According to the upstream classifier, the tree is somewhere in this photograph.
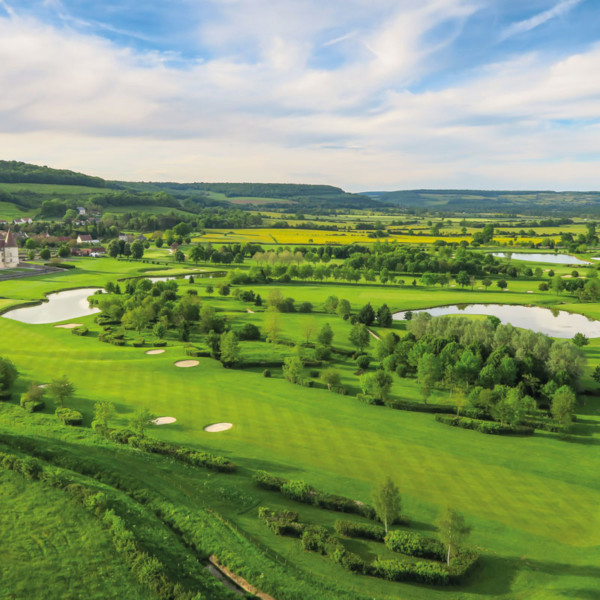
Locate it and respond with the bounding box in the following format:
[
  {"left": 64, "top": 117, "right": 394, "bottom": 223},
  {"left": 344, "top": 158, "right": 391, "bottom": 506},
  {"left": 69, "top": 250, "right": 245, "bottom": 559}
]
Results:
[
  {"left": 455, "top": 271, "right": 470, "bottom": 288},
  {"left": 551, "top": 385, "right": 577, "bottom": 427},
  {"left": 377, "top": 304, "right": 393, "bottom": 328},
  {"left": 264, "top": 311, "right": 282, "bottom": 343},
  {"left": 357, "top": 303, "right": 376, "bottom": 326},
  {"left": 324, "top": 296, "right": 339, "bottom": 314},
  {"left": 108, "top": 239, "right": 120, "bottom": 258},
  {"left": 301, "top": 318, "right": 317, "bottom": 344},
  {"left": 317, "top": 323, "right": 334, "bottom": 347},
  {"left": 131, "top": 240, "right": 144, "bottom": 259},
  {"left": 122, "top": 306, "right": 149, "bottom": 334},
  {"left": 496, "top": 279, "right": 508, "bottom": 290},
  {"left": 593, "top": 365, "right": 600, "bottom": 384},
  {"left": 39, "top": 247, "right": 51, "bottom": 260},
  {"left": 481, "top": 277, "right": 492, "bottom": 290},
  {"left": 572, "top": 333, "right": 589, "bottom": 347},
  {"left": 437, "top": 508, "right": 471, "bottom": 566},
  {"left": 48, "top": 375, "right": 75, "bottom": 408},
  {"left": 188, "top": 245, "right": 204, "bottom": 264},
  {"left": 282, "top": 355, "right": 303, "bottom": 384},
  {"left": 417, "top": 353, "right": 442, "bottom": 404},
  {"left": 93, "top": 401, "right": 115, "bottom": 431},
  {"left": 129, "top": 408, "right": 155, "bottom": 438},
  {"left": 336, "top": 298, "right": 351, "bottom": 320},
  {"left": 0, "top": 357, "right": 18, "bottom": 396},
  {"left": 349, "top": 324, "right": 370, "bottom": 352},
  {"left": 361, "top": 369, "right": 393, "bottom": 401},
  {"left": 320, "top": 368, "right": 341, "bottom": 391},
  {"left": 175, "top": 250, "right": 185, "bottom": 263},
  {"left": 58, "top": 244, "right": 71, "bottom": 258},
  {"left": 220, "top": 331, "right": 240, "bottom": 367},
  {"left": 372, "top": 477, "right": 401, "bottom": 534}
]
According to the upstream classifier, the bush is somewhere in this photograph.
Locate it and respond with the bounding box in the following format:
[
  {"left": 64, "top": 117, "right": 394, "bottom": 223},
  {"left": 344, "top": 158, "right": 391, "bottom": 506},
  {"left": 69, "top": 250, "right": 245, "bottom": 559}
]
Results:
[
  {"left": 238, "top": 323, "right": 261, "bottom": 341},
  {"left": 435, "top": 414, "right": 534, "bottom": 435},
  {"left": 263, "top": 369, "right": 271, "bottom": 378},
  {"left": 334, "top": 519, "right": 386, "bottom": 541},
  {"left": 371, "top": 558, "right": 450, "bottom": 585},
  {"left": 314, "top": 345, "right": 331, "bottom": 361},
  {"left": 71, "top": 326, "right": 88, "bottom": 336},
  {"left": 384, "top": 530, "right": 445, "bottom": 560},
  {"left": 252, "top": 470, "right": 286, "bottom": 491},
  {"left": 357, "top": 393, "right": 381, "bottom": 405},
  {"left": 281, "top": 479, "right": 314, "bottom": 503},
  {"left": 20, "top": 395, "right": 44, "bottom": 413},
  {"left": 258, "top": 507, "right": 304, "bottom": 537},
  {"left": 298, "top": 302, "right": 313, "bottom": 313},
  {"left": 309, "top": 370, "right": 319, "bottom": 378},
  {"left": 55, "top": 408, "right": 83, "bottom": 426},
  {"left": 132, "top": 338, "right": 145, "bottom": 348},
  {"left": 153, "top": 341, "right": 167, "bottom": 347},
  {"left": 385, "top": 399, "right": 457, "bottom": 414},
  {"left": 301, "top": 525, "right": 331, "bottom": 553}
]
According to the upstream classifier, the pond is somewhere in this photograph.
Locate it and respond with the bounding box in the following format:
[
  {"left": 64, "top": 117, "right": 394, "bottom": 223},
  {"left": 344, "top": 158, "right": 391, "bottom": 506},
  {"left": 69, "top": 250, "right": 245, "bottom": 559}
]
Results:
[
  {"left": 3, "top": 288, "right": 102, "bottom": 324},
  {"left": 392, "top": 304, "right": 600, "bottom": 338},
  {"left": 147, "top": 271, "right": 226, "bottom": 282},
  {"left": 492, "top": 252, "right": 591, "bottom": 265}
]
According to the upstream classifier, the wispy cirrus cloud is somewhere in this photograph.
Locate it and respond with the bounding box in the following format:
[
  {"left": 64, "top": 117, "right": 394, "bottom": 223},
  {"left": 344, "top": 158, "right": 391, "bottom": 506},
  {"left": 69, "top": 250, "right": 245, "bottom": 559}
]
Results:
[{"left": 500, "top": 0, "right": 582, "bottom": 41}]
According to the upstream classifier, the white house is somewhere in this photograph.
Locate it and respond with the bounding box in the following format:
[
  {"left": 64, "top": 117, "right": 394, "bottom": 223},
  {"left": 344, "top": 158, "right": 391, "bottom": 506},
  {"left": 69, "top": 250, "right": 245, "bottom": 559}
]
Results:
[{"left": 0, "top": 230, "right": 19, "bottom": 269}]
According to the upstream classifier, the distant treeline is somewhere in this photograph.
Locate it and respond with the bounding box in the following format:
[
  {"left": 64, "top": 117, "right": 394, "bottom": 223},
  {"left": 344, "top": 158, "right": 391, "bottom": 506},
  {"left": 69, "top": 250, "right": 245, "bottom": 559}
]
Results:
[{"left": 0, "top": 160, "right": 107, "bottom": 188}]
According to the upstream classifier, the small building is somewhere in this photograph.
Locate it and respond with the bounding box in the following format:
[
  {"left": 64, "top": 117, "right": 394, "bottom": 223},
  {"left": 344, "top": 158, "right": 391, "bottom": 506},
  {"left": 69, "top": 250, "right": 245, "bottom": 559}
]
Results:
[
  {"left": 77, "top": 234, "right": 93, "bottom": 244},
  {"left": 135, "top": 234, "right": 147, "bottom": 242},
  {"left": 0, "top": 230, "right": 19, "bottom": 269},
  {"left": 170, "top": 242, "right": 179, "bottom": 253},
  {"left": 76, "top": 206, "right": 87, "bottom": 215},
  {"left": 13, "top": 218, "right": 33, "bottom": 225},
  {"left": 119, "top": 233, "right": 134, "bottom": 243}
]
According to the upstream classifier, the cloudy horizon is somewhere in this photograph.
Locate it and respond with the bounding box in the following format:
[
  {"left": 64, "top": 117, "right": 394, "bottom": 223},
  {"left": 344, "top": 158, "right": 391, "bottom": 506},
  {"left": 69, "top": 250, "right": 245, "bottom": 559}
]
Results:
[{"left": 1, "top": 0, "right": 599, "bottom": 191}]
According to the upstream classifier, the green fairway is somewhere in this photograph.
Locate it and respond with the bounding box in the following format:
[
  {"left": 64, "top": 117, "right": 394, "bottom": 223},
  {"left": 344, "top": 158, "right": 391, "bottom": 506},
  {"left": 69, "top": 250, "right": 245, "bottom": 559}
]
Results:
[{"left": 1, "top": 255, "right": 599, "bottom": 599}]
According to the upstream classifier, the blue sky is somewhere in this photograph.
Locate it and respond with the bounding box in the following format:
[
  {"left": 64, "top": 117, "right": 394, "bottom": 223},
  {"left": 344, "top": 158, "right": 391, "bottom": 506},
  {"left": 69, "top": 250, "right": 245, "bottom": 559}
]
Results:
[{"left": 0, "top": 0, "right": 599, "bottom": 189}]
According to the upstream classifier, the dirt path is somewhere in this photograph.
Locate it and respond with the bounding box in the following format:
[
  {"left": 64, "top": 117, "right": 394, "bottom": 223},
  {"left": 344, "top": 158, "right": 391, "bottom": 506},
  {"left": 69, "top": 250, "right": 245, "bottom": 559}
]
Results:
[
  {"left": 367, "top": 328, "right": 381, "bottom": 341},
  {"left": 208, "top": 555, "right": 277, "bottom": 600}
]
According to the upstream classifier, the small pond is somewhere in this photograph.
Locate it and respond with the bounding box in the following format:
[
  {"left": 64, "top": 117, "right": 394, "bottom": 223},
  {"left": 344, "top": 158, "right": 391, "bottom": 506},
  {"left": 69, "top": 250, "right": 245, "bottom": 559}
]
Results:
[
  {"left": 393, "top": 303, "right": 600, "bottom": 338},
  {"left": 3, "top": 288, "right": 102, "bottom": 324},
  {"left": 492, "top": 252, "right": 591, "bottom": 265},
  {"left": 147, "top": 271, "right": 226, "bottom": 283}
]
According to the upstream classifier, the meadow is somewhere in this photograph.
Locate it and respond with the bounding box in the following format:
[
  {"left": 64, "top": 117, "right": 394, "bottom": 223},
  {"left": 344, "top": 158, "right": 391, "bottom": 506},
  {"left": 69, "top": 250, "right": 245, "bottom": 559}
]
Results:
[{"left": 1, "top": 253, "right": 599, "bottom": 599}]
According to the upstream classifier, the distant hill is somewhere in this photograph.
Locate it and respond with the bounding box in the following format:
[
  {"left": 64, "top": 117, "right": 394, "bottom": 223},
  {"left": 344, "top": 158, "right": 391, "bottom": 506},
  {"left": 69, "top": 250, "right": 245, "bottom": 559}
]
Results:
[
  {"left": 367, "top": 189, "right": 600, "bottom": 216},
  {"left": 0, "top": 160, "right": 107, "bottom": 188}
]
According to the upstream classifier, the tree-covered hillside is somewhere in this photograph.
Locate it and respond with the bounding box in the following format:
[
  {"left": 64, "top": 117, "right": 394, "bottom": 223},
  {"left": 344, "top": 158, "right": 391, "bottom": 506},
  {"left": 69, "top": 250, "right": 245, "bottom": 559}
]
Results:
[{"left": 0, "top": 160, "right": 108, "bottom": 188}]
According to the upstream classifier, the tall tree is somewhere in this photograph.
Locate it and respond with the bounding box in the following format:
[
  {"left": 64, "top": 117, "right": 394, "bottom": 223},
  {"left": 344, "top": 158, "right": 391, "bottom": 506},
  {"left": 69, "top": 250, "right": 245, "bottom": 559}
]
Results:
[
  {"left": 349, "top": 324, "right": 370, "bottom": 352},
  {"left": 317, "top": 322, "right": 334, "bottom": 347},
  {"left": 129, "top": 408, "right": 155, "bottom": 438},
  {"left": 220, "top": 331, "right": 240, "bottom": 368},
  {"left": 437, "top": 508, "right": 471, "bottom": 566},
  {"left": 372, "top": 477, "right": 402, "bottom": 534}
]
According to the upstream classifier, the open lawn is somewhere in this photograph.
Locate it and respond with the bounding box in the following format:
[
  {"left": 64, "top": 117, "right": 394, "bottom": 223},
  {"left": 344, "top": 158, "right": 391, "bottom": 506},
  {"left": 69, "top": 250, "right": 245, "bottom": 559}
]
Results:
[{"left": 0, "top": 255, "right": 599, "bottom": 598}]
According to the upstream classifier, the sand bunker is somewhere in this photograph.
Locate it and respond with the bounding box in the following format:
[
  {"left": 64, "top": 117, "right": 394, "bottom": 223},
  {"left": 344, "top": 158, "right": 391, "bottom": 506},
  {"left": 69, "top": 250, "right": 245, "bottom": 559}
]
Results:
[
  {"left": 54, "top": 323, "right": 84, "bottom": 329},
  {"left": 146, "top": 349, "right": 165, "bottom": 355},
  {"left": 204, "top": 422, "right": 233, "bottom": 433},
  {"left": 153, "top": 417, "right": 177, "bottom": 425},
  {"left": 175, "top": 360, "right": 199, "bottom": 368}
]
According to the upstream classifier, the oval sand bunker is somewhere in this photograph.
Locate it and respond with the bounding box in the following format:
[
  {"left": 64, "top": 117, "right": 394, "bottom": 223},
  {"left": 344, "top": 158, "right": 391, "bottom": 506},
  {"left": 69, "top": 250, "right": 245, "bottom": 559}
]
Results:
[
  {"left": 153, "top": 417, "right": 177, "bottom": 425},
  {"left": 54, "top": 323, "right": 84, "bottom": 329},
  {"left": 204, "top": 422, "right": 233, "bottom": 433},
  {"left": 175, "top": 360, "right": 199, "bottom": 367},
  {"left": 146, "top": 349, "right": 165, "bottom": 355}
]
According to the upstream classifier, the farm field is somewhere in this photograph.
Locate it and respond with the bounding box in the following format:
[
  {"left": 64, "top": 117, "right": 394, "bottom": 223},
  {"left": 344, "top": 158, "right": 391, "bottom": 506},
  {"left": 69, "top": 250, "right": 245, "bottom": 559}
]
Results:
[{"left": 0, "top": 252, "right": 599, "bottom": 599}]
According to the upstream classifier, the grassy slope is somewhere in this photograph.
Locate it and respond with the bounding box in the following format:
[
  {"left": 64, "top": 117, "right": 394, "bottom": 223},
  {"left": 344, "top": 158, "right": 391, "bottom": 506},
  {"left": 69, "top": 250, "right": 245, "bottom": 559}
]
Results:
[
  {"left": 0, "top": 469, "right": 147, "bottom": 600},
  {"left": 0, "top": 256, "right": 599, "bottom": 599}
]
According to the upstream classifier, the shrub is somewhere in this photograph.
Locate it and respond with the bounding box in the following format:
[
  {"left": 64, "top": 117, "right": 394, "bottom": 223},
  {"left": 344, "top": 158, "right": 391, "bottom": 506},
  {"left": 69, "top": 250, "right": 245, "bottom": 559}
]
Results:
[
  {"left": 258, "top": 507, "right": 304, "bottom": 537},
  {"left": 301, "top": 525, "right": 331, "bottom": 553},
  {"left": 132, "top": 338, "right": 145, "bottom": 348},
  {"left": 435, "top": 415, "right": 534, "bottom": 435},
  {"left": 298, "top": 302, "right": 313, "bottom": 313},
  {"left": 384, "top": 530, "right": 445, "bottom": 561},
  {"left": 55, "top": 408, "right": 83, "bottom": 426},
  {"left": 334, "top": 519, "right": 386, "bottom": 541},
  {"left": 252, "top": 470, "right": 287, "bottom": 491},
  {"left": 263, "top": 369, "right": 271, "bottom": 378},
  {"left": 281, "top": 479, "right": 313, "bottom": 503},
  {"left": 309, "top": 370, "right": 319, "bottom": 378},
  {"left": 238, "top": 323, "right": 261, "bottom": 341},
  {"left": 371, "top": 558, "right": 450, "bottom": 585},
  {"left": 357, "top": 393, "right": 381, "bottom": 405},
  {"left": 314, "top": 345, "right": 332, "bottom": 361},
  {"left": 20, "top": 395, "right": 45, "bottom": 413},
  {"left": 356, "top": 355, "right": 370, "bottom": 370},
  {"left": 153, "top": 341, "right": 167, "bottom": 347},
  {"left": 71, "top": 326, "right": 88, "bottom": 336}
]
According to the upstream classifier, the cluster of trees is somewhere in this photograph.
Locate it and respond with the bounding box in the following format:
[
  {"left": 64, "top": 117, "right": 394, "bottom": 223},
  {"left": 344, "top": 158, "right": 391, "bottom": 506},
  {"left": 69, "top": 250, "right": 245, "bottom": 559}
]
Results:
[{"left": 369, "top": 314, "right": 585, "bottom": 426}]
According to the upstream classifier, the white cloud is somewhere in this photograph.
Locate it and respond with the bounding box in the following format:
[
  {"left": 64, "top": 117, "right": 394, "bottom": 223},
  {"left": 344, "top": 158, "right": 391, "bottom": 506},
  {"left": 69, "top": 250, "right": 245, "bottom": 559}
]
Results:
[
  {"left": 500, "top": 0, "right": 582, "bottom": 41},
  {"left": 0, "top": 1, "right": 598, "bottom": 190}
]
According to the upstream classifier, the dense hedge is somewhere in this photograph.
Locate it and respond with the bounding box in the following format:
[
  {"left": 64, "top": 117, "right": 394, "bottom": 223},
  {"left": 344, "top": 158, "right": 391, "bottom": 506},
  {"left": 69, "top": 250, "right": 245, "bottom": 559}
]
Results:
[
  {"left": 334, "top": 519, "right": 386, "bottom": 541},
  {"left": 252, "top": 470, "right": 376, "bottom": 519},
  {"left": 107, "top": 429, "right": 237, "bottom": 472},
  {"left": 384, "top": 530, "right": 445, "bottom": 560},
  {"left": 258, "top": 507, "right": 304, "bottom": 537},
  {"left": 71, "top": 326, "right": 88, "bottom": 336},
  {"left": 55, "top": 408, "right": 83, "bottom": 426},
  {"left": 20, "top": 395, "right": 44, "bottom": 413},
  {"left": 357, "top": 393, "right": 382, "bottom": 406},
  {"left": 384, "top": 399, "right": 457, "bottom": 414},
  {"left": 435, "top": 415, "right": 534, "bottom": 435}
]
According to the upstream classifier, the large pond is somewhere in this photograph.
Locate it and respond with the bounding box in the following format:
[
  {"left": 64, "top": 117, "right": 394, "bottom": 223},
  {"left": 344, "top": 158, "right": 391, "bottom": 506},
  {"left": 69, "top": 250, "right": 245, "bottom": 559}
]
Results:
[
  {"left": 3, "top": 288, "right": 102, "bottom": 324},
  {"left": 393, "top": 304, "right": 600, "bottom": 338},
  {"left": 492, "top": 252, "right": 591, "bottom": 265}
]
